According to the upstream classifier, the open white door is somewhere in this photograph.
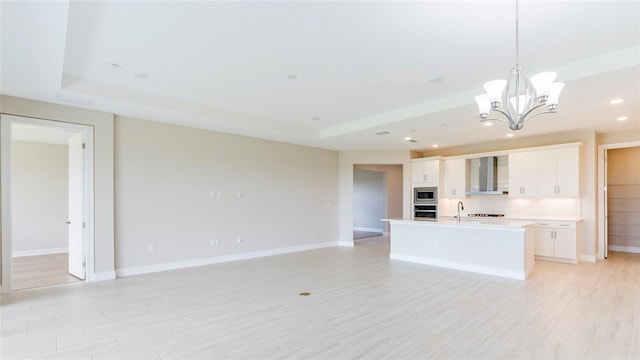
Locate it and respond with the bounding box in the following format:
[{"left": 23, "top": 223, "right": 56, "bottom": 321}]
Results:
[
  {"left": 603, "top": 149, "right": 608, "bottom": 259},
  {"left": 68, "top": 133, "right": 86, "bottom": 279}
]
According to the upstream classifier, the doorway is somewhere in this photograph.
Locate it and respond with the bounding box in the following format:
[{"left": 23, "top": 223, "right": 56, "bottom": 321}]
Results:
[
  {"left": 1, "top": 115, "right": 95, "bottom": 291},
  {"left": 353, "top": 164, "right": 403, "bottom": 243},
  {"left": 598, "top": 141, "right": 640, "bottom": 259}
]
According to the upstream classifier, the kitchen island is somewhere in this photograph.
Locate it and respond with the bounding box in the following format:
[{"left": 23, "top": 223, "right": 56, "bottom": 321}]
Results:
[{"left": 383, "top": 218, "right": 536, "bottom": 280}]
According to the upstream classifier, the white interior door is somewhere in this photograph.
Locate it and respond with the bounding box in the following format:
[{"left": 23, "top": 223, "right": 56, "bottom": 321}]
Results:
[
  {"left": 68, "top": 133, "right": 86, "bottom": 279},
  {"left": 604, "top": 149, "right": 608, "bottom": 259}
]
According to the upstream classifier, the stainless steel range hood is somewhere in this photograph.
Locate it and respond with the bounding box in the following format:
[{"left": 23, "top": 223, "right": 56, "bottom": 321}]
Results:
[{"left": 466, "top": 156, "right": 508, "bottom": 195}]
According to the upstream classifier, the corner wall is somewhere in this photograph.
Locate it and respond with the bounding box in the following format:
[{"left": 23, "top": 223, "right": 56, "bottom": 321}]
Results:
[{"left": 339, "top": 151, "right": 412, "bottom": 246}]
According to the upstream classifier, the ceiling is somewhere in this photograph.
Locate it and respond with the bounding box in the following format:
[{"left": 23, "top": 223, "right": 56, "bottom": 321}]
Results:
[{"left": 1, "top": 1, "right": 638, "bottom": 151}]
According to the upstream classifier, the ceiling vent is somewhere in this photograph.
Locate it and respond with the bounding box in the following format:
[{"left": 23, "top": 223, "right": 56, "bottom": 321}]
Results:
[{"left": 375, "top": 131, "right": 391, "bottom": 136}]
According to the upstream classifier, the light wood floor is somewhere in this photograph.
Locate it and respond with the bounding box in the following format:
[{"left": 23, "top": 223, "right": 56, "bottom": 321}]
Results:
[
  {"left": 11, "top": 253, "right": 82, "bottom": 291},
  {"left": 1, "top": 237, "right": 638, "bottom": 359}
]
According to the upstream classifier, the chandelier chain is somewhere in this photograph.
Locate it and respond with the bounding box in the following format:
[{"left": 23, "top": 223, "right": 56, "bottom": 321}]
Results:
[{"left": 515, "top": 0, "right": 520, "bottom": 68}]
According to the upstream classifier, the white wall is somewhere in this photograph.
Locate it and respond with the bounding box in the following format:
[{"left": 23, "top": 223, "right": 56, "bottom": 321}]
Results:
[
  {"left": 11, "top": 141, "right": 68, "bottom": 255},
  {"left": 114, "top": 117, "right": 339, "bottom": 272},
  {"left": 353, "top": 169, "right": 385, "bottom": 232}
]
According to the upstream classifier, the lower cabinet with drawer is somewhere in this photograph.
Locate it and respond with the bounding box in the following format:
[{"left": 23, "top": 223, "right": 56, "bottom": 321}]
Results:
[{"left": 534, "top": 221, "right": 578, "bottom": 264}]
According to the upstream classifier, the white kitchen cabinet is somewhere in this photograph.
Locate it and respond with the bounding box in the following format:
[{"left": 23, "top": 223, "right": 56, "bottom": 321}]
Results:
[
  {"left": 444, "top": 158, "right": 466, "bottom": 198},
  {"left": 534, "top": 221, "right": 578, "bottom": 264},
  {"left": 508, "top": 152, "right": 538, "bottom": 198},
  {"left": 411, "top": 158, "right": 442, "bottom": 187},
  {"left": 537, "top": 147, "right": 580, "bottom": 197}
]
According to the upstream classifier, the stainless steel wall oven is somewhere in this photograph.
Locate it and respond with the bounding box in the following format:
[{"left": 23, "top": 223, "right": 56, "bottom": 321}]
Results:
[{"left": 413, "top": 187, "right": 438, "bottom": 221}]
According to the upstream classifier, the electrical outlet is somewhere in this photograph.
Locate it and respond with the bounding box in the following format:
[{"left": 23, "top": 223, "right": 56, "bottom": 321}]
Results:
[
  {"left": 210, "top": 239, "right": 220, "bottom": 247},
  {"left": 148, "top": 244, "right": 155, "bottom": 253},
  {"left": 311, "top": 229, "right": 316, "bottom": 236},
  {"left": 209, "top": 191, "right": 215, "bottom": 198},
  {"left": 237, "top": 192, "right": 243, "bottom": 198},
  {"left": 216, "top": 191, "right": 223, "bottom": 198}
]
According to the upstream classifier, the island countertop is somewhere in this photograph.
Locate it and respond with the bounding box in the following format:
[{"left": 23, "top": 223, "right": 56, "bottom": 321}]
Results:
[{"left": 382, "top": 218, "right": 537, "bottom": 229}]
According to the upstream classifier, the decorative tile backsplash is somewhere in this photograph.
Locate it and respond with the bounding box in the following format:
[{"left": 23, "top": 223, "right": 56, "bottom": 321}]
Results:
[{"left": 442, "top": 196, "right": 581, "bottom": 220}]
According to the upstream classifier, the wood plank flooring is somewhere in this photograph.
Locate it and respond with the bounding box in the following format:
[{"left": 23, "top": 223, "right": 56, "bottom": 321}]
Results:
[
  {"left": 11, "top": 253, "right": 82, "bottom": 291},
  {"left": 1, "top": 236, "right": 638, "bottom": 359}
]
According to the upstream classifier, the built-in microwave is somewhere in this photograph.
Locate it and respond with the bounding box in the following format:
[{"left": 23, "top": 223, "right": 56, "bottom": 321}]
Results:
[{"left": 414, "top": 186, "right": 438, "bottom": 204}]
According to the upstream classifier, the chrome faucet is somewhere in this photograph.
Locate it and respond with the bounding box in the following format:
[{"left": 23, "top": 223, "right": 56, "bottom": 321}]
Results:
[{"left": 456, "top": 201, "right": 464, "bottom": 223}]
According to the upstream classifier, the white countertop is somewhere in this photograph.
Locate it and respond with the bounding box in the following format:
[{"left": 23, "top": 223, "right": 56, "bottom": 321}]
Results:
[
  {"left": 439, "top": 215, "right": 582, "bottom": 223},
  {"left": 382, "top": 218, "right": 537, "bottom": 229}
]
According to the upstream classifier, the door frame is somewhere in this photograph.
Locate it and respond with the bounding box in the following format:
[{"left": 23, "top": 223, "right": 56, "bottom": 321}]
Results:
[
  {"left": 1, "top": 114, "right": 95, "bottom": 292},
  {"left": 597, "top": 140, "right": 640, "bottom": 260}
]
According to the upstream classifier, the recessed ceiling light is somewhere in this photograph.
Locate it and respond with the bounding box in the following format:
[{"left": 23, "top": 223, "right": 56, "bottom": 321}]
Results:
[
  {"left": 483, "top": 122, "right": 493, "bottom": 127},
  {"left": 287, "top": 74, "right": 298, "bottom": 80},
  {"left": 506, "top": 133, "right": 514, "bottom": 137},
  {"left": 432, "top": 144, "right": 439, "bottom": 148},
  {"left": 404, "top": 136, "right": 413, "bottom": 141},
  {"left": 134, "top": 72, "right": 149, "bottom": 79},
  {"left": 610, "top": 98, "right": 624, "bottom": 105},
  {"left": 617, "top": 115, "right": 629, "bottom": 122},
  {"left": 105, "top": 62, "right": 121, "bottom": 70},
  {"left": 311, "top": 117, "right": 320, "bottom": 121}
]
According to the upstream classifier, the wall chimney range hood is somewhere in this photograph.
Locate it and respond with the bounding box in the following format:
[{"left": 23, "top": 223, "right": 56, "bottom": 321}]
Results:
[{"left": 466, "top": 156, "right": 508, "bottom": 195}]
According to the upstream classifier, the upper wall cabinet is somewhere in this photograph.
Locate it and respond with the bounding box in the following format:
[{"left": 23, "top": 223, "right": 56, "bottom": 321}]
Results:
[
  {"left": 508, "top": 152, "right": 539, "bottom": 198},
  {"left": 509, "top": 145, "right": 580, "bottom": 198},
  {"left": 444, "top": 158, "right": 466, "bottom": 198},
  {"left": 411, "top": 158, "right": 442, "bottom": 187},
  {"left": 537, "top": 147, "right": 580, "bottom": 197}
]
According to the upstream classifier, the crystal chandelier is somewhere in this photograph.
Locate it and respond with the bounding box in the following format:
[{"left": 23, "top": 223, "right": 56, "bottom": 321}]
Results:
[{"left": 474, "top": 0, "right": 564, "bottom": 131}]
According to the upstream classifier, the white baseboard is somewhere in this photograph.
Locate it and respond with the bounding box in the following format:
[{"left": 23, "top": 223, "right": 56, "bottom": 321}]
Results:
[
  {"left": 13, "top": 247, "right": 68, "bottom": 257},
  {"left": 339, "top": 241, "right": 354, "bottom": 247},
  {"left": 116, "top": 241, "right": 339, "bottom": 278},
  {"left": 608, "top": 245, "right": 640, "bottom": 254},
  {"left": 92, "top": 271, "right": 116, "bottom": 281},
  {"left": 390, "top": 253, "right": 528, "bottom": 280},
  {"left": 353, "top": 227, "right": 383, "bottom": 233},
  {"left": 580, "top": 254, "right": 597, "bottom": 262}
]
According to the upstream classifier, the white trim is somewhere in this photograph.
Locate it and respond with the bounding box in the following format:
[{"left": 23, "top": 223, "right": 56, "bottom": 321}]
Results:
[
  {"left": 597, "top": 140, "right": 640, "bottom": 260},
  {"left": 580, "top": 254, "right": 597, "bottom": 263},
  {"left": 608, "top": 245, "right": 640, "bottom": 254},
  {"left": 93, "top": 271, "right": 116, "bottom": 281},
  {"left": 13, "top": 247, "right": 68, "bottom": 257},
  {"left": 353, "top": 227, "right": 383, "bottom": 233},
  {"left": 1, "top": 117, "right": 12, "bottom": 293},
  {"left": 535, "top": 255, "right": 579, "bottom": 265},
  {"left": 116, "top": 242, "right": 339, "bottom": 278},
  {"left": 390, "top": 253, "right": 528, "bottom": 280},
  {"left": 339, "top": 241, "right": 355, "bottom": 247},
  {"left": 383, "top": 231, "right": 390, "bottom": 236}
]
